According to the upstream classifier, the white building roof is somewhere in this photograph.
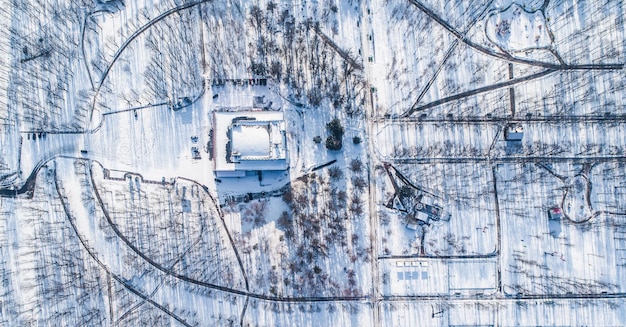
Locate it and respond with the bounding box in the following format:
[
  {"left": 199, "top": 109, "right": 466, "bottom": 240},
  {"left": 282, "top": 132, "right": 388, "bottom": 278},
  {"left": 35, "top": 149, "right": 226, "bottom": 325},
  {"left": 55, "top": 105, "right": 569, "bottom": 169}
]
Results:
[
  {"left": 213, "top": 111, "right": 288, "bottom": 176},
  {"left": 231, "top": 124, "right": 271, "bottom": 159}
]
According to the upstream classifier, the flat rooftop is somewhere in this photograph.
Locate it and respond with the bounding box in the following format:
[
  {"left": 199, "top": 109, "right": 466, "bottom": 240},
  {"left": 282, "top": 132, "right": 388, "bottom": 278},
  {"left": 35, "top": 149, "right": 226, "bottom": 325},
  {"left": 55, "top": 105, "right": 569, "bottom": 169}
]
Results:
[
  {"left": 231, "top": 121, "right": 286, "bottom": 161},
  {"left": 213, "top": 111, "right": 288, "bottom": 177}
]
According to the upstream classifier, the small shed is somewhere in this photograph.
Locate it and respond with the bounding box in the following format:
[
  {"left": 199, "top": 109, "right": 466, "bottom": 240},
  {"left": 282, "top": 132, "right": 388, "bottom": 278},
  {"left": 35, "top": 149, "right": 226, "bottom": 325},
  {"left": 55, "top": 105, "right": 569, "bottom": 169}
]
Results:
[
  {"left": 548, "top": 207, "right": 563, "bottom": 220},
  {"left": 505, "top": 124, "right": 524, "bottom": 141}
]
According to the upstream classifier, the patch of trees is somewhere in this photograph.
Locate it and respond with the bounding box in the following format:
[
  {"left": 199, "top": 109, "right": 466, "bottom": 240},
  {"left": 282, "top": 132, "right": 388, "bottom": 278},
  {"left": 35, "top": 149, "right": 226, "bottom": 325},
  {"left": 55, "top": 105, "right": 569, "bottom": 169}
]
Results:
[
  {"left": 5, "top": 0, "right": 94, "bottom": 130},
  {"left": 244, "top": 3, "right": 366, "bottom": 111},
  {"left": 325, "top": 118, "right": 344, "bottom": 150},
  {"left": 142, "top": 9, "right": 204, "bottom": 104},
  {"left": 272, "top": 160, "right": 370, "bottom": 296}
]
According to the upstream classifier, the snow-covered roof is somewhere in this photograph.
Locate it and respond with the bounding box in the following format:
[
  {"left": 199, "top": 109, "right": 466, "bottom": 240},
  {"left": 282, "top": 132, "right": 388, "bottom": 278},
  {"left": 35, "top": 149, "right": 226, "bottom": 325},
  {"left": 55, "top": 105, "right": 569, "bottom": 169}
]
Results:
[
  {"left": 231, "top": 124, "right": 271, "bottom": 159},
  {"left": 213, "top": 111, "right": 288, "bottom": 176}
]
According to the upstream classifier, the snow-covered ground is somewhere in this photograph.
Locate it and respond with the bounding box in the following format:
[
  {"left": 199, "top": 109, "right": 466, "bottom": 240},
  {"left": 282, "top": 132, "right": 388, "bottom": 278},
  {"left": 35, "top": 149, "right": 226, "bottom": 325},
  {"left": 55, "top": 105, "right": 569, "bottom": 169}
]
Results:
[
  {"left": 485, "top": 4, "right": 552, "bottom": 53},
  {"left": 376, "top": 121, "right": 626, "bottom": 160},
  {"left": 380, "top": 298, "right": 626, "bottom": 327},
  {"left": 380, "top": 258, "right": 497, "bottom": 297},
  {"left": 243, "top": 299, "right": 371, "bottom": 327},
  {"left": 497, "top": 162, "right": 626, "bottom": 296},
  {"left": 374, "top": 162, "right": 497, "bottom": 257},
  {"left": 2, "top": 0, "right": 626, "bottom": 325}
]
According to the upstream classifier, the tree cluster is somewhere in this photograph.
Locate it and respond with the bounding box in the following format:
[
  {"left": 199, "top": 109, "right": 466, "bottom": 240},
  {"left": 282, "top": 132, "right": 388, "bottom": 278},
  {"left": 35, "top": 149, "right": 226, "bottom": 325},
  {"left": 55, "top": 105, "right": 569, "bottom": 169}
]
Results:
[
  {"left": 268, "top": 162, "right": 371, "bottom": 296},
  {"left": 325, "top": 118, "right": 344, "bottom": 150},
  {"left": 244, "top": 3, "right": 366, "bottom": 111}
]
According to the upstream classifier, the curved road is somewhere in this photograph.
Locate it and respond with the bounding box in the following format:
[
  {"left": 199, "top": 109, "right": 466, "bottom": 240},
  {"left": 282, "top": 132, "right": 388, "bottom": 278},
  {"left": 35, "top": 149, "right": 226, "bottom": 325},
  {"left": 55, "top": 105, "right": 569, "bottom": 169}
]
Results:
[
  {"left": 88, "top": 161, "right": 366, "bottom": 302},
  {"left": 6, "top": 127, "right": 626, "bottom": 324},
  {"left": 407, "top": 0, "right": 624, "bottom": 71},
  {"left": 89, "top": 0, "right": 213, "bottom": 125},
  {"left": 4, "top": 1, "right": 626, "bottom": 325},
  {"left": 54, "top": 167, "right": 193, "bottom": 326},
  {"left": 402, "top": 0, "right": 624, "bottom": 117}
]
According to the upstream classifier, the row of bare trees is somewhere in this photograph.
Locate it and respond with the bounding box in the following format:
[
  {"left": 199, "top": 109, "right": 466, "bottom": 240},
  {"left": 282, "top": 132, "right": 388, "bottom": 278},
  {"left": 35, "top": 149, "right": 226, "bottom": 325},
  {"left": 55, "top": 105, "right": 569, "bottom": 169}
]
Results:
[{"left": 244, "top": 3, "right": 365, "bottom": 111}]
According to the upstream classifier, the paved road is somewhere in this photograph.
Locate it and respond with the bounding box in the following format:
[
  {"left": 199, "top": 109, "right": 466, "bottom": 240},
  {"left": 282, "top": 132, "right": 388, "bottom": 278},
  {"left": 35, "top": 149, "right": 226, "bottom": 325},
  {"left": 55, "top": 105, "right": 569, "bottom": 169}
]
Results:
[
  {"left": 5, "top": 1, "right": 626, "bottom": 324},
  {"left": 403, "top": 69, "right": 556, "bottom": 117},
  {"left": 377, "top": 114, "right": 626, "bottom": 123},
  {"left": 359, "top": 0, "right": 382, "bottom": 326},
  {"left": 54, "top": 168, "right": 193, "bottom": 327},
  {"left": 88, "top": 0, "right": 213, "bottom": 131},
  {"left": 410, "top": 0, "right": 496, "bottom": 111}
]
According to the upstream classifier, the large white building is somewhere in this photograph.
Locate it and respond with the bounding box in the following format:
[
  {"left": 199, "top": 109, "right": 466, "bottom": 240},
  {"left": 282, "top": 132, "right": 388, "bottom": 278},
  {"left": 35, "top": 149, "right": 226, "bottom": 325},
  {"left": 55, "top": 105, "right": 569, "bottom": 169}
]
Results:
[{"left": 212, "top": 111, "right": 288, "bottom": 177}]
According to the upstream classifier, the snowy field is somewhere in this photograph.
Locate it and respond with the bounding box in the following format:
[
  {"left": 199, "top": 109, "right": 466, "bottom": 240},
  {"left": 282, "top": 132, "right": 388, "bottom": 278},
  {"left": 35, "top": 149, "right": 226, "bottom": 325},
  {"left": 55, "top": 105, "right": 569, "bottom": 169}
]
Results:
[
  {"left": 380, "top": 258, "right": 498, "bottom": 296},
  {"left": 380, "top": 298, "right": 626, "bottom": 327},
  {"left": 1, "top": 0, "right": 626, "bottom": 326},
  {"left": 376, "top": 121, "right": 626, "bottom": 160},
  {"left": 374, "top": 162, "right": 498, "bottom": 257},
  {"left": 497, "top": 162, "right": 626, "bottom": 296}
]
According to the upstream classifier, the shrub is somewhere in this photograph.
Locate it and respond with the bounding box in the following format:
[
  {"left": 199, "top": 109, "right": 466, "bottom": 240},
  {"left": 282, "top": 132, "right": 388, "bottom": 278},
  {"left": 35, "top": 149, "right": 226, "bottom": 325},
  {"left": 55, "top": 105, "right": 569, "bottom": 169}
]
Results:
[
  {"left": 328, "top": 166, "right": 344, "bottom": 180},
  {"left": 325, "top": 136, "right": 342, "bottom": 150},
  {"left": 352, "top": 176, "right": 367, "bottom": 191},
  {"left": 349, "top": 159, "right": 363, "bottom": 173},
  {"left": 277, "top": 211, "right": 293, "bottom": 230},
  {"left": 326, "top": 118, "right": 344, "bottom": 139},
  {"left": 282, "top": 189, "right": 293, "bottom": 205}
]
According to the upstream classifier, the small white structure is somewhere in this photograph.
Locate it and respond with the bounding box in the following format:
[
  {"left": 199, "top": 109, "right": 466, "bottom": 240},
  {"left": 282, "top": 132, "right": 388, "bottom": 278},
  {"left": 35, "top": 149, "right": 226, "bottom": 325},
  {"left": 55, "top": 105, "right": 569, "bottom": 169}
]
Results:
[
  {"left": 213, "top": 111, "right": 288, "bottom": 177},
  {"left": 549, "top": 207, "right": 563, "bottom": 220},
  {"left": 505, "top": 124, "right": 524, "bottom": 141}
]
